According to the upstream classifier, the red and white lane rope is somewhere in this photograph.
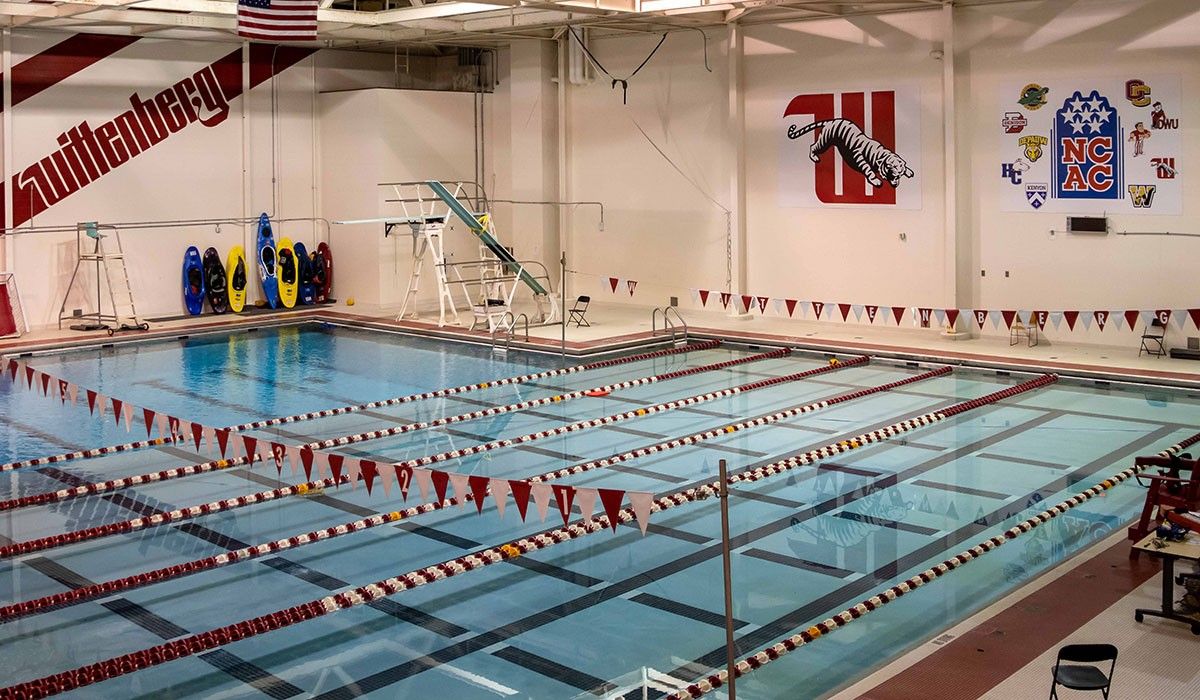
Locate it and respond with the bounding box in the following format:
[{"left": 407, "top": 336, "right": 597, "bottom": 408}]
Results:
[
  {"left": 0, "top": 352, "right": 857, "bottom": 558},
  {"left": 0, "top": 344, "right": 775, "bottom": 512},
  {"left": 666, "top": 424, "right": 1200, "bottom": 699},
  {"left": 0, "top": 364, "right": 951, "bottom": 622},
  {"left": 0, "top": 374, "right": 1056, "bottom": 699},
  {"left": 0, "top": 340, "right": 721, "bottom": 473}
]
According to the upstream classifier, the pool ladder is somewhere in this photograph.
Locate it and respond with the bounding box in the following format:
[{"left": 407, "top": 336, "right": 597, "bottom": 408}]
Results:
[
  {"left": 491, "top": 311, "right": 528, "bottom": 354},
  {"left": 651, "top": 306, "right": 689, "bottom": 346}
]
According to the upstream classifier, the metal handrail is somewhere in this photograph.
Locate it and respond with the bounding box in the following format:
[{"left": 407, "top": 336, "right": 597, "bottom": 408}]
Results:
[
  {"left": 652, "top": 306, "right": 688, "bottom": 344},
  {"left": 491, "top": 311, "right": 529, "bottom": 352}
]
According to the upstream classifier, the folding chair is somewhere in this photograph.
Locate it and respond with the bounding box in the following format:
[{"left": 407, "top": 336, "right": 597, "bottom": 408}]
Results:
[
  {"left": 1139, "top": 318, "right": 1167, "bottom": 357},
  {"left": 1049, "top": 643, "right": 1117, "bottom": 700},
  {"left": 567, "top": 295, "right": 591, "bottom": 328}
]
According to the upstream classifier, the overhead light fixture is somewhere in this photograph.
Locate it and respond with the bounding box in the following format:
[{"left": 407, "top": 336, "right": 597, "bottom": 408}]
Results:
[{"left": 663, "top": 2, "right": 732, "bottom": 14}]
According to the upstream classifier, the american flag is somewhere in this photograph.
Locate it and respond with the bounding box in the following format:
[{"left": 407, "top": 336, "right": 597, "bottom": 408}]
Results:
[{"left": 237, "top": 0, "right": 319, "bottom": 42}]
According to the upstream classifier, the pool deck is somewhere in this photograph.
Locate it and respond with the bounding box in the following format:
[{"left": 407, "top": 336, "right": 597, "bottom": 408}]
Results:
[{"left": 3, "top": 299, "right": 1199, "bottom": 698}]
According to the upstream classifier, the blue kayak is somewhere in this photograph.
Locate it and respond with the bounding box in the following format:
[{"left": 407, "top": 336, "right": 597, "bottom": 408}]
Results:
[
  {"left": 256, "top": 213, "right": 280, "bottom": 309},
  {"left": 182, "top": 246, "right": 205, "bottom": 315},
  {"left": 294, "top": 241, "right": 316, "bottom": 305}
]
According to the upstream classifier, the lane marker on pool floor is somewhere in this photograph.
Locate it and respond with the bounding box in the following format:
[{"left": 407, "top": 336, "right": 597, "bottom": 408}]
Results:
[
  {"left": 0, "top": 346, "right": 795, "bottom": 512},
  {"left": 0, "top": 340, "right": 721, "bottom": 473},
  {"left": 0, "top": 351, "right": 862, "bottom": 555},
  {"left": 0, "top": 374, "right": 1058, "bottom": 698},
  {"left": 0, "top": 364, "right": 953, "bottom": 622}
]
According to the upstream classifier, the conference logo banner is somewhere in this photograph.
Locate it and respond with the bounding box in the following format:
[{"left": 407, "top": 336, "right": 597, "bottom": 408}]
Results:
[
  {"left": 779, "top": 86, "right": 922, "bottom": 209},
  {"left": 997, "top": 75, "right": 1181, "bottom": 214}
]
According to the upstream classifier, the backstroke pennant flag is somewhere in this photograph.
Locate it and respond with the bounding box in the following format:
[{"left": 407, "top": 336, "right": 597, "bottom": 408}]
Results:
[{"left": 237, "top": 0, "right": 319, "bottom": 43}]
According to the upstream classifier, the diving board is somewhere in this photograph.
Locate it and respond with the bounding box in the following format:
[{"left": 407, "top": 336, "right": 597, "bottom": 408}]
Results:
[{"left": 426, "top": 180, "right": 550, "bottom": 296}]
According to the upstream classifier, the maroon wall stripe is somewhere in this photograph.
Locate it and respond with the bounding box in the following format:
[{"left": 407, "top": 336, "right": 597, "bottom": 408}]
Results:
[
  {"left": 248, "top": 44, "right": 316, "bottom": 90},
  {"left": 8, "top": 33, "right": 143, "bottom": 110}
]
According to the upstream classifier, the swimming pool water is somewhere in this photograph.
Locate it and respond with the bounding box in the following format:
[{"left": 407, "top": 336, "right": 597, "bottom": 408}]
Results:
[{"left": 1, "top": 324, "right": 1196, "bottom": 699}]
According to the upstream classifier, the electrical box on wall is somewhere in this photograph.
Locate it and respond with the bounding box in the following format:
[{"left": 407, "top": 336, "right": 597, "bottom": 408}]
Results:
[{"left": 1066, "top": 216, "right": 1108, "bottom": 234}]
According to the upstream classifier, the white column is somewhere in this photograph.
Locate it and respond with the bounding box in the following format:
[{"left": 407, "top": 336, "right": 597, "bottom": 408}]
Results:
[
  {"left": 507, "top": 40, "right": 560, "bottom": 276},
  {"left": 727, "top": 24, "right": 749, "bottom": 318}
]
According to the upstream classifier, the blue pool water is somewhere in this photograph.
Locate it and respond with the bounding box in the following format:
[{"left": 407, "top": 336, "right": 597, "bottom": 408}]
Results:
[{"left": 1, "top": 324, "right": 1197, "bottom": 699}]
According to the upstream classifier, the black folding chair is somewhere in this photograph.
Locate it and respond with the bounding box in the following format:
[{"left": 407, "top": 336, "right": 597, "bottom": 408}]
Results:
[
  {"left": 1139, "top": 319, "right": 1167, "bottom": 357},
  {"left": 1049, "top": 643, "right": 1117, "bottom": 700},
  {"left": 567, "top": 295, "right": 591, "bottom": 327}
]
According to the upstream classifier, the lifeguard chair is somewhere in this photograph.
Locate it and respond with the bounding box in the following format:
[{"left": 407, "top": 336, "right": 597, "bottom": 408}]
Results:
[{"left": 1128, "top": 452, "right": 1199, "bottom": 558}]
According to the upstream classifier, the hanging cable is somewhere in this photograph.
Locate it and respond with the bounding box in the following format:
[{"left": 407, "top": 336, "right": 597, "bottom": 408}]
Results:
[{"left": 567, "top": 25, "right": 666, "bottom": 104}]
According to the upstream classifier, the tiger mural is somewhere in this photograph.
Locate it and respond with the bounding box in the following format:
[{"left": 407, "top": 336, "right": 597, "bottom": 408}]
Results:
[{"left": 787, "top": 118, "right": 916, "bottom": 189}]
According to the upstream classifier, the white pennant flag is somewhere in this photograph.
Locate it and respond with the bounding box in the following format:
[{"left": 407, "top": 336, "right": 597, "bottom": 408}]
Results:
[
  {"left": 203, "top": 426, "right": 217, "bottom": 456},
  {"left": 449, "top": 473, "right": 470, "bottom": 509},
  {"left": 1079, "top": 311, "right": 1093, "bottom": 330},
  {"left": 531, "top": 483, "right": 554, "bottom": 522},
  {"left": 628, "top": 491, "right": 654, "bottom": 535},
  {"left": 95, "top": 393, "right": 107, "bottom": 420},
  {"left": 851, "top": 304, "right": 864, "bottom": 322},
  {"left": 575, "top": 487, "right": 598, "bottom": 523},
  {"left": 68, "top": 382, "right": 79, "bottom": 406},
  {"left": 988, "top": 311, "right": 1003, "bottom": 330},
  {"left": 1049, "top": 311, "right": 1064, "bottom": 330},
  {"left": 122, "top": 402, "right": 135, "bottom": 432},
  {"left": 490, "top": 478, "right": 510, "bottom": 519},
  {"left": 155, "top": 413, "right": 169, "bottom": 440},
  {"left": 933, "top": 308, "right": 946, "bottom": 326},
  {"left": 689, "top": 288, "right": 700, "bottom": 304},
  {"left": 313, "top": 450, "right": 329, "bottom": 478},
  {"left": 414, "top": 468, "right": 432, "bottom": 501},
  {"left": 286, "top": 445, "right": 302, "bottom": 475},
  {"left": 1174, "top": 309, "right": 1188, "bottom": 330},
  {"left": 1140, "top": 310, "right": 1155, "bottom": 328},
  {"left": 344, "top": 459, "right": 362, "bottom": 488},
  {"left": 377, "top": 464, "right": 395, "bottom": 496}
]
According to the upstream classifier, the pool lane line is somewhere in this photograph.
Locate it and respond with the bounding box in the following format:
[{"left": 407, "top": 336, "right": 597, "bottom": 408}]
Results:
[
  {"left": 0, "top": 375, "right": 1057, "bottom": 699},
  {"left": 666, "top": 424, "right": 1200, "bottom": 699},
  {"left": 0, "top": 350, "right": 854, "bottom": 555},
  {"left": 0, "top": 363, "right": 951, "bottom": 623},
  {"left": 0, "top": 346, "right": 786, "bottom": 512},
  {"left": 0, "top": 339, "right": 722, "bottom": 473}
]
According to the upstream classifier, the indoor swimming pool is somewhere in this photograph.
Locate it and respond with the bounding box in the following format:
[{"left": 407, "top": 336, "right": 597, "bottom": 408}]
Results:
[{"left": 1, "top": 323, "right": 1198, "bottom": 699}]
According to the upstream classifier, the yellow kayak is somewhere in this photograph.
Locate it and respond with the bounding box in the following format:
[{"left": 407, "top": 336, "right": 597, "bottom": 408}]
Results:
[
  {"left": 226, "top": 245, "right": 248, "bottom": 313},
  {"left": 277, "top": 237, "right": 299, "bottom": 309}
]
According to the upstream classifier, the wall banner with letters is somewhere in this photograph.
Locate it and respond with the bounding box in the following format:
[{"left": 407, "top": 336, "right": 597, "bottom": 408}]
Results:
[
  {"left": 779, "top": 87, "right": 922, "bottom": 209},
  {"left": 998, "top": 76, "right": 1181, "bottom": 214}
]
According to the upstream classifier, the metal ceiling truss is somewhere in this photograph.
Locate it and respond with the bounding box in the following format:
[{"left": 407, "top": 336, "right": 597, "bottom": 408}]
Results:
[{"left": 0, "top": 0, "right": 1032, "bottom": 50}]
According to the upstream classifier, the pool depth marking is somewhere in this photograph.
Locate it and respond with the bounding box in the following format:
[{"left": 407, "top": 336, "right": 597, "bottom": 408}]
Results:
[
  {"left": 665, "top": 425, "right": 1200, "bottom": 698},
  {"left": 0, "top": 352, "right": 860, "bottom": 557},
  {"left": 0, "top": 347, "right": 791, "bottom": 510},
  {"left": 0, "top": 365, "right": 951, "bottom": 622},
  {"left": 0, "top": 375, "right": 1057, "bottom": 698},
  {"left": 0, "top": 340, "right": 721, "bottom": 473}
]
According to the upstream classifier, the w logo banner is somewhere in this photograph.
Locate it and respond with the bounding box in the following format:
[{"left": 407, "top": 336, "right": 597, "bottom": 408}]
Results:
[
  {"left": 1053, "top": 90, "right": 1121, "bottom": 200},
  {"left": 780, "top": 87, "right": 922, "bottom": 209},
  {"left": 1128, "top": 184, "right": 1156, "bottom": 208}
]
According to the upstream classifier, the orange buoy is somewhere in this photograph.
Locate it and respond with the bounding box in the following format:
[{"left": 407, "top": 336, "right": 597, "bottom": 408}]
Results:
[{"left": 584, "top": 389, "right": 611, "bottom": 398}]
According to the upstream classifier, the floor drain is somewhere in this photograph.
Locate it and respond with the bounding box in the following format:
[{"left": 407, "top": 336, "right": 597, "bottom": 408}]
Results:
[{"left": 932, "top": 633, "right": 955, "bottom": 646}]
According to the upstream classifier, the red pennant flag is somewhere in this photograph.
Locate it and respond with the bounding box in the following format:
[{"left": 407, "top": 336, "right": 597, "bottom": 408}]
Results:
[
  {"left": 838, "top": 303, "right": 851, "bottom": 321},
  {"left": 1155, "top": 309, "right": 1171, "bottom": 326},
  {"left": 468, "top": 475, "right": 490, "bottom": 514},
  {"left": 327, "top": 453, "right": 345, "bottom": 482},
  {"left": 168, "top": 416, "right": 182, "bottom": 441},
  {"left": 299, "top": 447, "right": 315, "bottom": 480},
  {"left": 215, "top": 428, "right": 231, "bottom": 457},
  {"left": 551, "top": 485, "right": 576, "bottom": 525},
  {"left": 917, "top": 308, "right": 932, "bottom": 328},
  {"left": 192, "top": 423, "right": 206, "bottom": 451},
  {"left": 973, "top": 310, "right": 988, "bottom": 328},
  {"left": 784, "top": 299, "right": 798, "bottom": 317},
  {"left": 756, "top": 296, "right": 768, "bottom": 313},
  {"left": 698, "top": 290, "right": 710, "bottom": 307},
  {"left": 1063, "top": 310, "right": 1079, "bottom": 331},
  {"left": 5, "top": 359, "right": 16, "bottom": 382},
  {"left": 39, "top": 372, "right": 51, "bottom": 396},
  {"left": 1189, "top": 309, "right": 1200, "bottom": 329},
  {"left": 865, "top": 305, "right": 879, "bottom": 323},
  {"left": 508, "top": 480, "right": 533, "bottom": 521},
  {"left": 110, "top": 398, "right": 124, "bottom": 427},
  {"left": 242, "top": 436, "right": 259, "bottom": 465},
  {"left": 56, "top": 379, "right": 68, "bottom": 404},
  {"left": 1124, "top": 309, "right": 1141, "bottom": 330},
  {"left": 1000, "top": 310, "right": 1016, "bottom": 329},
  {"left": 719, "top": 292, "right": 732, "bottom": 309},
  {"left": 1092, "top": 310, "right": 1108, "bottom": 330},
  {"left": 268, "top": 442, "right": 286, "bottom": 473},
  {"left": 431, "top": 470, "right": 450, "bottom": 503},
  {"left": 143, "top": 408, "right": 155, "bottom": 437},
  {"left": 24, "top": 365, "right": 35, "bottom": 389},
  {"left": 891, "top": 306, "right": 906, "bottom": 325},
  {"left": 86, "top": 389, "right": 98, "bottom": 414},
  {"left": 1034, "top": 311, "right": 1048, "bottom": 331},
  {"left": 395, "top": 465, "right": 413, "bottom": 500},
  {"left": 740, "top": 295, "right": 753, "bottom": 314},
  {"left": 945, "top": 308, "right": 959, "bottom": 327},
  {"left": 359, "top": 460, "right": 378, "bottom": 494},
  {"left": 598, "top": 488, "right": 625, "bottom": 532},
  {"left": 811, "top": 301, "right": 825, "bottom": 318},
  {"left": 608, "top": 277, "right": 619, "bottom": 293},
  {"left": 626, "top": 280, "right": 637, "bottom": 296}
]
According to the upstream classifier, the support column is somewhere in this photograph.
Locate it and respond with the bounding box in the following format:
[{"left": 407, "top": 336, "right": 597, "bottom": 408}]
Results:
[
  {"left": 507, "top": 40, "right": 560, "bottom": 280},
  {"left": 727, "top": 24, "right": 749, "bottom": 318}
]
